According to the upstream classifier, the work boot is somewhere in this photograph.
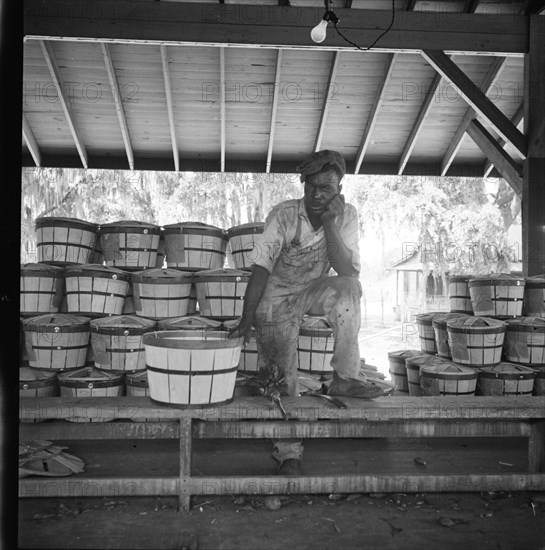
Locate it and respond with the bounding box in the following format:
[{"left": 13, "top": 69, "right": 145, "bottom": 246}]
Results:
[
  {"left": 328, "top": 372, "right": 391, "bottom": 399},
  {"left": 277, "top": 458, "right": 303, "bottom": 476}
]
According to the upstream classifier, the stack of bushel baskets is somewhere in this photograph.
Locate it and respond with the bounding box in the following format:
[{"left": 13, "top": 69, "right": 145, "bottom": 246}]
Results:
[{"left": 387, "top": 273, "right": 545, "bottom": 397}]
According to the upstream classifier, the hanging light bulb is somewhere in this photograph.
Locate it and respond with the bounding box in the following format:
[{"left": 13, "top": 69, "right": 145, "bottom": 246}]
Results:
[
  {"left": 311, "top": 19, "right": 329, "bottom": 44},
  {"left": 310, "top": 2, "right": 340, "bottom": 45}
]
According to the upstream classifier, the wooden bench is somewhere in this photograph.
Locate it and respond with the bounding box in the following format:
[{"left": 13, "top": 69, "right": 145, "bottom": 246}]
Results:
[{"left": 19, "top": 395, "right": 545, "bottom": 511}]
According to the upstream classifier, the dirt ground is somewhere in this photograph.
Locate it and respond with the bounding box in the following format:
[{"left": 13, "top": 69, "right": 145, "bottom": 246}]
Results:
[{"left": 17, "top": 490, "right": 545, "bottom": 550}]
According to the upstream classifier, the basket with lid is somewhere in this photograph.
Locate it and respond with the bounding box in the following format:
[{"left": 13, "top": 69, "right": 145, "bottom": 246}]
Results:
[
  {"left": 19, "top": 367, "right": 58, "bottom": 398},
  {"left": 448, "top": 275, "right": 473, "bottom": 314},
  {"left": 163, "top": 222, "right": 228, "bottom": 271},
  {"left": 58, "top": 366, "right": 124, "bottom": 421},
  {"left": 194, "top": 268, "right": 250, "bottom": 320},
  {"left": 131, "top": 268, "right": 194, "bottom": 319},
  {"left": 523, "top": 275, "right": 545, "bottom": 318},
  {"left": 20, "top": 263, "right": 65, "bottom": 316},
  {"left": 420, "top": 362, "right": 478, "bottom": 396},
  {"left": 387, "top": 349, "right": 428, "bottom": 393},
  {"left": 35, "top": 216, "right": 98, "bottom": 266},
  {"left": 99, "top": 220, "right": 161, "bottom": 270},
  {"left": 432, "top": 312, "right": 471, "bottom": 358},
  {"left": 447, "top": 316, "right": 506, "bottom": 368},
  {"left": 64, "top": 264, "right": 130, "bottom": 317},
  {"left": 469, "top": 273, "right": 525, "bottom": 318},
  {"left": 90, "top": 315, "right": 157, "bottom": 373},
  {"left": 226, "top": 222, "right": 265, "bottom": 270},
  {"left": 405, "top": 355, "right": 452, "bottom": 396},
  {"left": 157, "top": 315, "right": 223, "bottom": 332},
  {"left": 504, "top": 317, "right": 545, "bottom": 366},
  {"left": 143, "top": 330, "right": 243, "bottom": 407},
  {"left": 21, "top": 313, "right": 90, "bottom": 371},
  {"left": 477, "top": 362, "right": 536, "bottom": 396},
  {"left": 297, "top": 316, "right": 334, "bottom": 374},
  {"left": 223, "top": 318, "right": 259, "bottom": 373},
  {"left": 415, "top": 312, "right": 442, "bottom": 354}
]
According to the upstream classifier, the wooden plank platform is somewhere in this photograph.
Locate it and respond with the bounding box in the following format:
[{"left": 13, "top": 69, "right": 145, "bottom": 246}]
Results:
[{"left": 19, "top": 396, "right": 545, "bottom": 511}]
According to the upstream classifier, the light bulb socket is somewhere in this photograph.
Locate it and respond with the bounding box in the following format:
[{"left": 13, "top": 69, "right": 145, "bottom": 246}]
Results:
[{"left": 323, "top": 10, "right": 339, "bottom": 25}]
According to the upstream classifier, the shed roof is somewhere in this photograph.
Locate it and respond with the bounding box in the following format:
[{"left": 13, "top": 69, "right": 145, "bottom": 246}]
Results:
[{"left": 22, "top": 0, "right": 543, "bottom": 181}]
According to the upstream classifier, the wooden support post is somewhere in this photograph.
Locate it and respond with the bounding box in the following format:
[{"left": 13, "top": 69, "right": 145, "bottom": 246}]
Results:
[
  {"left": 178, "top": 418, "right": 192, "bottom": 512},
  {"left": 528, "top": 421, "right": 545, "bottom": 473},
  {"left": 522, "top": 15, "right": 545, "bottom": 276}
]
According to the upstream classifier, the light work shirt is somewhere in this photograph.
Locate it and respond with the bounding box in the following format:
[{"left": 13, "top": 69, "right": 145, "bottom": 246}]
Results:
[{"left": 252, "top": 198, "right": 361, "bottom": 288}]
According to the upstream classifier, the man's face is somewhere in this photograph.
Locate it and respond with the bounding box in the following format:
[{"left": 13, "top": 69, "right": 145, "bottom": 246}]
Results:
[{"left": 303, "top": 168, "right": 341, "bottom": 217}]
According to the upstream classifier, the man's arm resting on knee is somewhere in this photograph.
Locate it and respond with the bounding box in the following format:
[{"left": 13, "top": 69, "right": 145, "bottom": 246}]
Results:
[{"left": 229, "top": 264, "right": 269, "bottom": 340}]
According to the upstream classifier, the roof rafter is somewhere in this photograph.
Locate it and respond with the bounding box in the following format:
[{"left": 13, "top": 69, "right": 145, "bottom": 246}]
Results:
[
  {"left": 220, "top": 46, "right": 226, "bottom": 173},
  {"left": 467, "top": 119, "right": 522, "bottom": 196},
  {"left": 483, "top": 103, "right": 524, "bottom": 177},
  {"left": 101, "top": 42, "right": 134, "bottom": 171},
  {"left": 160, "top": 45, "right": 179, "bottom": 172},
  {"left": 266, "top": 49, "right": 283, "bottom": 174},
  {"left": 354, "top": 53, "right": 397, "bottom": 174},
  {"left": 440, "top": 56, "right": 508, "bottom": 176},
  {"left": 421, "top": 50, "right": 526, "bottom": 159},
  {"left": 314, "top": 51, "right": 340, "bottom": 152},
  {"left": 24, "top": 1, "right": 528, "bottom": 56},
  {"left": 39, "top": 40, "right": 88, "bottom": 168},
  {"left": 398, "top": 72, "right": 443, "bottom": 175},
  {"left": 22, "top": 115, "right": 41, "bottom": 167}
]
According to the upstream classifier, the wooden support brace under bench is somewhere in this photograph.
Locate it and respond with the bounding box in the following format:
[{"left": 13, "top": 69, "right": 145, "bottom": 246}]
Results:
[{"left": 19, "top": 396, "right": 545, "bottom": 512}]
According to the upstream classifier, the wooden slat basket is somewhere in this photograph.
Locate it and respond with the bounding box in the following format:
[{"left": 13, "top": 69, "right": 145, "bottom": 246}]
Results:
[
  {"left": 131, "top": 268, "right": 194, "bottom": 319},
  {"left": 447, "top": 316, "right": 506, "bottom": 368},
  {"left": 448, "top": 275, "right": 473, "bottom": 314},
  {"left": 58, "top": 366, "right": 124, "bottom": 422},
  {"left": 19, "top": 367, "right": 59, "bottom": 423},
  {"left": 125, "top": 370, "right": 150, "bottom": 397},
  {"left": 90, "top": 315, "right": 157, "bottom": 373},
  {"left": 64, "top": 264, "right": 130, "bottom": 317},
  {"left": 405, "top": 355, "right": 452, "bottom": 396},
  {"left": 226, "top": 222, "right": 265, "bottom": 270},
  {"left": 503, "top": 316, "right": 545, "bottom": 366},
  {"left": 297, "top": 316, "right": 334, "bottom": 374},
  {"left": 157, "top": 315, "right": 224, "bottom": 332},
  {"left": 21, "top": 313, "right": 91, "bottom": 371},
  {"left": 415, "top": 312, "right": 443, "bottom": 354},
  {"left": 432, "top": 312, "right": 471, "bottom": 358},
  {"left": 477, "top": 362, "right": 536, "bottom": 396},
  {"left": 469, "top": 273, "right": 525, "bottom": 318},
  {"left": 523, "top": 275, "right": 545, "bottom": 318},
  {"left": 223, "top": 319, "right": 259, "bottom": 373},
  {"left": 163, "top": 222, "right": 228, "bottom": 271},
  {"left": 20, "top": 263, "right": 65, "bottom": 316},
  {"left": 35, "top": 217, "right": 98, "bottom": 266},
  {"left": 143, "top": 330, "right": 243, "bottom": 407},
  {"left": 194, "top": 268, "right": 250, "bottom": 320},
  {"left": 420, "top": 362, "right": 477, "bottom": 396},
  {"left": 99, "top": 220, "right": 161, "bottom": 271},
  {"left": 387, "top": 349, "right": 428, "bottom": 393}
]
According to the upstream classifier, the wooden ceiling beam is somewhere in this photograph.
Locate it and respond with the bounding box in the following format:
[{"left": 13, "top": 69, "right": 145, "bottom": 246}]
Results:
[
  {"left": 314, "top": 51, "right": 340, "bottom": 152},
  {"left": 266, "top": 49, "right": 282, "bottom": 174},
  {"left": 483, "top": 103, "right": 524, "bottom": 177},
  {"left": 160, "top": 45, "right": 179, "bottom": 172},
  {"left": 440, "top": 56, "right": 508, "bottom": 176},
  {"left": 422, "top": 50, "right": 526, "bottom": 159},
  {"left": 39, "top": 40, "right": 88, "bottom": 168},
  {"left": 22, "top": 115, "right": 41, "bottom": 167},
  {"left": 101, "top": 42, "right": 134, "bottom": 171},
  {"left": 24, "top": 1, "right": 528, "bottom": 56},
  {"left": 398, "top": 72, "right": 443, "bottom": 175},
  {"left": 354, "top": 53, "right": 397, "bottom": 174},
  {"left": 466, "top": 119, "right": 522, "bottom": 196},
  {"left": 220, "top": 46, "right": 226, "bottom": 173}
]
